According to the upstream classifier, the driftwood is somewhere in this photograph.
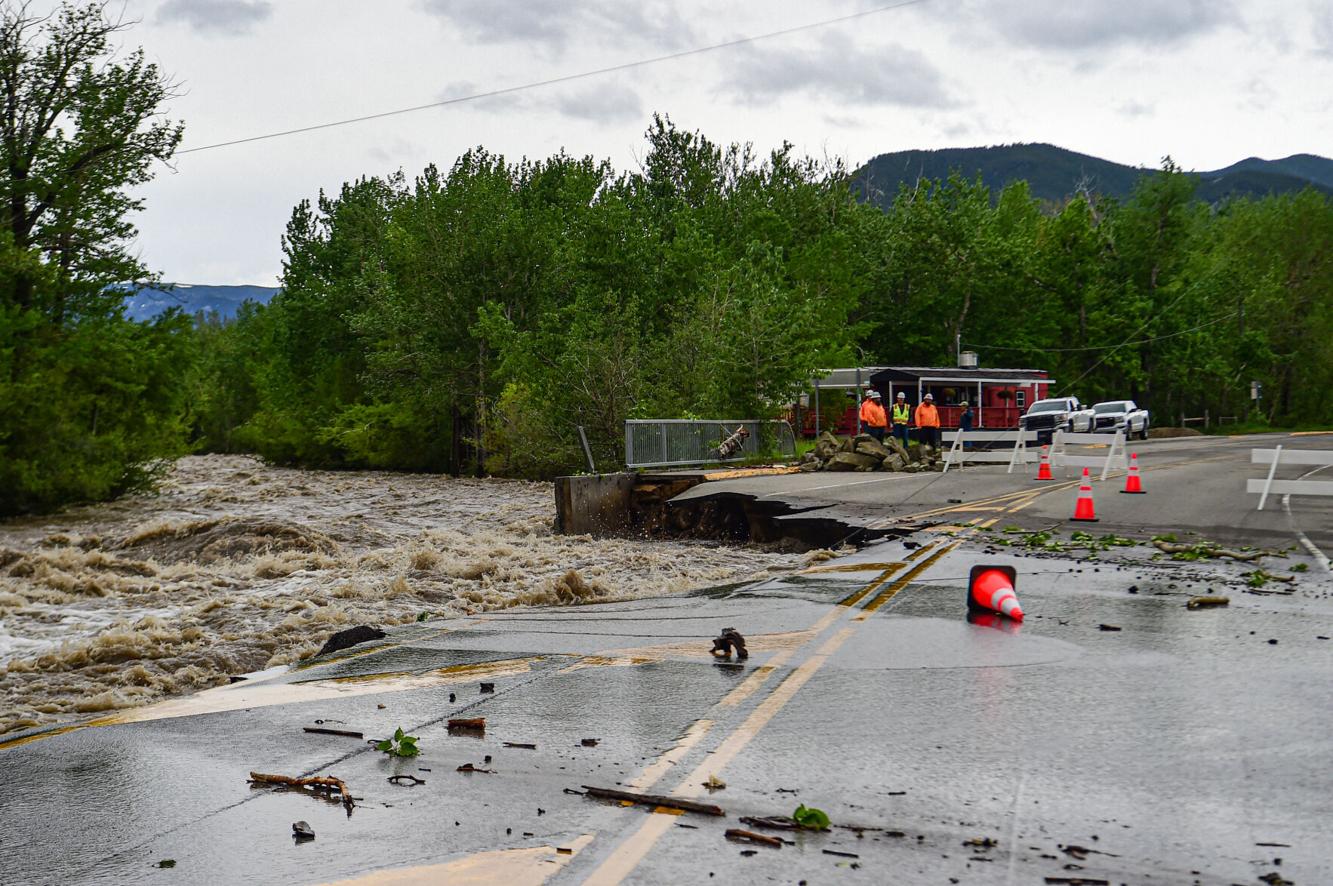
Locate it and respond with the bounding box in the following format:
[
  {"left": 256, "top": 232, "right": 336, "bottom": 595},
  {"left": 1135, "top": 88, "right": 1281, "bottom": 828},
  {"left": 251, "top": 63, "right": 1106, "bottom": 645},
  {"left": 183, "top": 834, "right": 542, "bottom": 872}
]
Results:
[
  {"left": 1186, "top": 595, "right": 1230, "bottom": 610},
  {"left": 581, "top": 785, "right": 724, "bottom": 817},
  {"left": 725, "top": 829, "right": 782, "bottom": 848},
  {"left": 503, "top": 741, "right": 537, "bottom": 749},
  {"left": 447, "top": 717, "right": 486, "bottom": 734},
  {"left": 249, "top": 771, "right": 354, "bottom": 809}
]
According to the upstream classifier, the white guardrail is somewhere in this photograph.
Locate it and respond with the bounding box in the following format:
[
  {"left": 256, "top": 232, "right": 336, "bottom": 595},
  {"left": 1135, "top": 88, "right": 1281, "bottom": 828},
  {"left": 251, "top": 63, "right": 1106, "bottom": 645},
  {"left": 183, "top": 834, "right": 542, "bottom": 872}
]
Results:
[
  {"left": 941, "top": 430, "right": 1040, "bottom": 474},
  {"left": 1050, "top": 430, "right": 1129, "bottom": 481},
  {"left": 1249, "top": 446, "right": 1333, "bottom": 510}
]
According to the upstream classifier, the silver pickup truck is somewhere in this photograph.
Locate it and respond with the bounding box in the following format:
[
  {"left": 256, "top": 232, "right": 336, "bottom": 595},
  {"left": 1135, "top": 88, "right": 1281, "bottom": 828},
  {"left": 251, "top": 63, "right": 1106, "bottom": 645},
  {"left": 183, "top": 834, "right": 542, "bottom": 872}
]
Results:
[
  {"left": 1019, "top": 397, "right": 1096, "bottom": 442},
  {"left": 1092, "top": 400, "right": 1151, "bottom": 439}
]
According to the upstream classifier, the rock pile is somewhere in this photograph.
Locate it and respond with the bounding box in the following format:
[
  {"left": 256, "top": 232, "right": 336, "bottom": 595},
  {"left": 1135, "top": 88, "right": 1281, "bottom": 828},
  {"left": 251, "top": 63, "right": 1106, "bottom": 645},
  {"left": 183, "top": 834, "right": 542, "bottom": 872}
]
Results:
[{"left": 797, "top": 432, "right": 945, "bottom": 473}]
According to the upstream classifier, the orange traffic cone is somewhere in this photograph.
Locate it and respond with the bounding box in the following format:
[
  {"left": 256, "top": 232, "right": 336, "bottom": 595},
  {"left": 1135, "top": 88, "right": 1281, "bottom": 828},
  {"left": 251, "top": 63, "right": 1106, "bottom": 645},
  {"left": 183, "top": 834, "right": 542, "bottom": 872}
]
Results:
[
  {"left": 1071, "top": 468, "right": 1099, "bottom": 522},
  {"left": 1120, "top": 452, "right": 1145, "bottom": 494},
  {"left": 1035, "top": 445, "right": 1054, "bottom": 481},
  {"left": 967, "top": 565, "right": 1024, "bottom": 622}
]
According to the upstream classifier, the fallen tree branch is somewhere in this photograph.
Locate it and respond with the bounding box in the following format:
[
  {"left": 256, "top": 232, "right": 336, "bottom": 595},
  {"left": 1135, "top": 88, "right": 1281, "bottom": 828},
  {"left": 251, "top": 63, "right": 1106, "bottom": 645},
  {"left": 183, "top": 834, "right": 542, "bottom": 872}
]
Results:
[
  {"left": 581, "top": 785, "right": 724, "bottom": 817},
  {"left": 725, "top": 828, "right": 782, "bottom": 848},
  {"left": 249, "top": 771, "right": 354, "bottom": 809},
  {"left": 1153, "top": 540, "right": 1266, "bottom": 561}
]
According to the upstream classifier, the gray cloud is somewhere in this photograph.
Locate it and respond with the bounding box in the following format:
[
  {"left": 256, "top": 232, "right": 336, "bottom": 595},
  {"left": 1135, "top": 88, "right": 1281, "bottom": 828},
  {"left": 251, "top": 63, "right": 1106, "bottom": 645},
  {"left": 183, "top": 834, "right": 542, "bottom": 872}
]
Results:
[
  {"left": 984, "top": 0, "right": 1237, "bottom": 50},
  {"left": 420, "top": 0, "right": 694, "bottom": 53},
  {"left": 1116, "top": 99, "right": 1155, "bottom": 117},
  {"left": 724, "top": 32, "right": 953, "bottom": 108},
  {"left": 157, "top": 0, "right": 273, "bottom": 36},
  {"left": 552, "top": 83, "right": 643, "bottom": 123},
  {"left": 1314, "top": 1, "right": 1333, "bottom": 57}
]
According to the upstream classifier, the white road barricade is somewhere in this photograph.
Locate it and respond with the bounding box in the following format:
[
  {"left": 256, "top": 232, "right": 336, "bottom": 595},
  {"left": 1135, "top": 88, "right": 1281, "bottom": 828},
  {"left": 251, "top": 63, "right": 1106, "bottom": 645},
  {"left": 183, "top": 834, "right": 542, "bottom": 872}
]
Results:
[
  {"left": 1248, "top": 446, "right": 1333, "bottom": 510},
  {"left": 941, "top": 430, "right": 1040, "bottom": 474},
  {"left": 1050, "top": 430, "right": 1129, "bottom": 481}
]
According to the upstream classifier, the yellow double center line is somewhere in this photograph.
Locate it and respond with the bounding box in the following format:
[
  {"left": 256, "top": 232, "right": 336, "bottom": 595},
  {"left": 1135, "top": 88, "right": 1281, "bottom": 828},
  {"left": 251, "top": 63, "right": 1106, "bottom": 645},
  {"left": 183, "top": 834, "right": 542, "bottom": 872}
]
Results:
[{"left": 581, "top": 540, "right": 958, "bottom": 884}]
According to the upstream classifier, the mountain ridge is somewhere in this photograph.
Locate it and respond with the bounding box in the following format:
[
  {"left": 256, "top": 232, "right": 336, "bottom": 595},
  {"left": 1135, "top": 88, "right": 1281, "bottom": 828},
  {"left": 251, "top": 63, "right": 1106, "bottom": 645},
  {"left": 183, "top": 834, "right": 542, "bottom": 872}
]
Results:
[{"left": 853, "top": 143, "right": 1333, "bottom": 208}]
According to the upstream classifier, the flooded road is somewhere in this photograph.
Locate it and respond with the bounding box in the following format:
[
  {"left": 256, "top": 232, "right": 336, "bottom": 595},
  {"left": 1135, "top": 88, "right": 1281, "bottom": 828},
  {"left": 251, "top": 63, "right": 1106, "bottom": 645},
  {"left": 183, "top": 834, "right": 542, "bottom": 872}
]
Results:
[{"left": 0, "top": 455, "right": 805, "bottom": 735}]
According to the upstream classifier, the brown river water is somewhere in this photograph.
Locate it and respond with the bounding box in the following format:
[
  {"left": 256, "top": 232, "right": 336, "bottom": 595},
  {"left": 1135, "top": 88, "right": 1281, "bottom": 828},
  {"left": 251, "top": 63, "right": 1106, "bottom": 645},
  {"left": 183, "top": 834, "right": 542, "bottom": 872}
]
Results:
[{"left": 0, "top": 455, "right": 809, "bottom": 736}]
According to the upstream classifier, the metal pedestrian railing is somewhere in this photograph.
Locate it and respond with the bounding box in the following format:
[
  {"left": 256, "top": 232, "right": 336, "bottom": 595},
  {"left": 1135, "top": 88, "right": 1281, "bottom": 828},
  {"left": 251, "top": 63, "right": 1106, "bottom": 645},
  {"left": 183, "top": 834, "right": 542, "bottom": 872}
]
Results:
[{"left": 624, "top": 420, "right": 797, "bottom": 469}]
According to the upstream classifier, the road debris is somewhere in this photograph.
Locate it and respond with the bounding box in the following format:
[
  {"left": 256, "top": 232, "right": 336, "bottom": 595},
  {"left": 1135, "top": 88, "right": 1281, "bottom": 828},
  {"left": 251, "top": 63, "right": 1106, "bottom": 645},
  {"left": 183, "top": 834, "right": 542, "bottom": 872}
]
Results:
[
  {"left": 1097, "top": 624, "right": 1122, "bottom": 632},
  {"left": 581, "top": 785, "right": 724, "bottom": 816},
  {"left": 292, "top": 821, "right": 315, "bottom": 841},
  {"left": 457, "top": 763, "right": 494, "bottom": 774},
  {"left": 249, "top": 772, "right": 354, "bottom": 810},
  {"left": 963, "top": 837, "right": 997, "bottom": 848},
  {"left": 387, "top": 774, "right": 425, "bottom": 786},
  {"left": 703, "top": 774, "right": 726, "bottom": 792},
  {"left": 503, "top": 741, "right": 537, "bottom": 749},
  {"left": 710, "top": 627, "right": 749, "bottom": 661},
  {"left": 155, "top": 860, "right": 176, "bottom": 869},
  {"left": 725, "top": 829, "right": 782, "bottom": 848},
  {"left": 822, "top": 849, "right": 859, "bottom": 858},
  {"left": 1043, "top": 878, "right": 1109, "bottom": 885},
  {"left": 448, "top": 718, "right": 486, "bottom": 735},
  {"left": 303, "top": 727, "right": 364, "bottom": 738},
  {"left": 1258, "top": 874, "right": 1293, "bottom": 886},
  {"left": 480, "top": 682, "right": 495, "bottom": 693},
  {"left": 581, "top": 738, "right": 600, "bottom": 747},
  {"left": 1185, "top": 595, "right": 1230, "bottom": 610},
  {"left": 739, "top": 815, "right": 800, "bottom": 831},
  {"left": 1152, "top": 540, "right": 1265, "bottom": 561}
]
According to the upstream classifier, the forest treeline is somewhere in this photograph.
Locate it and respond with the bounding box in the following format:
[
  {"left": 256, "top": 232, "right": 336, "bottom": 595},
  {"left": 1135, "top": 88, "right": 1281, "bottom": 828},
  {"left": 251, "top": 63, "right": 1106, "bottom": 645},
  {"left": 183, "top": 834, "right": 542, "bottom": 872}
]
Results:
[
  {"left": 187, "top": 117, "right": 1333, "bottom": 481},
  {"left": 3, "top": 6, "right": 1332, "bottom": 515}
]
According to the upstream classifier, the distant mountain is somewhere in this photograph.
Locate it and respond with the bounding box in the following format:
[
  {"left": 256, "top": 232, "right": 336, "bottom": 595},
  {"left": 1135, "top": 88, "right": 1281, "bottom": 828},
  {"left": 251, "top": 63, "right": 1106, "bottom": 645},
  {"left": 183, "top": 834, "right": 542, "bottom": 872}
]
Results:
[
  {"left": 122, "top": 284, "right": 279, "bottom": 322},
  {"left": 853, "top": 143, "right": 1333, "bottom": 209}
]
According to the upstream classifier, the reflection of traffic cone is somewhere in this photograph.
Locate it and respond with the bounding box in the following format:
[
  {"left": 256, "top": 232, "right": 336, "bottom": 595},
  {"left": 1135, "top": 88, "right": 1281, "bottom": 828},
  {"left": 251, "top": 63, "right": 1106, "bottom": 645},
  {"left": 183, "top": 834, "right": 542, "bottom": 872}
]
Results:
[
  {"left": 1035, "top": 445, "right": 1054, "bottom": 481},
  {"left": 1120, "top": 452, "right": 1145, "bottom": 494},
  {"left": 967, "top": 565, "right": 1024, "bottom": 622},
  {"left": 1071, "top": 468, "right": 1099, "bottom": 522},
  {"left": 966, "top": 608, "right": 1023, "bottom": 634}
]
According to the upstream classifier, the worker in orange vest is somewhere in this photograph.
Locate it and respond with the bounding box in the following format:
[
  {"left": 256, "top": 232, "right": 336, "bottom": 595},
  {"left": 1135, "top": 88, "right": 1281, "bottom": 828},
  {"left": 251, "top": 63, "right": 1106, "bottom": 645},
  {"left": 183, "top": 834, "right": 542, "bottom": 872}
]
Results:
[
  {"left": 915, "top": 392, "right": 941, "bottom": 448},
  {"left": 859, "top": 390, "right": 888, "bottom": 442}
]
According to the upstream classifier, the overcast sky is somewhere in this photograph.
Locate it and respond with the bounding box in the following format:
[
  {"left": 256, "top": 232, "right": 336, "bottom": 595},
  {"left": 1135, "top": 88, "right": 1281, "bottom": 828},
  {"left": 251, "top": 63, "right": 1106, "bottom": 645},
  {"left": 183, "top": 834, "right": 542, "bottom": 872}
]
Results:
[{"left": 59, "top": 0, "right": 1333, "bottom": 284}]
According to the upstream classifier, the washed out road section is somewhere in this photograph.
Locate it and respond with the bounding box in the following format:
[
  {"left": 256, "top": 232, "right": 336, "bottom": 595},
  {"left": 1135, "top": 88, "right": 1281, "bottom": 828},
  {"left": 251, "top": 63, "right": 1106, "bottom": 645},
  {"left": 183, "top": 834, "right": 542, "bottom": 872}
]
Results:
[{"left": 0, "top": 455, "right": 806, "bottom": 736}]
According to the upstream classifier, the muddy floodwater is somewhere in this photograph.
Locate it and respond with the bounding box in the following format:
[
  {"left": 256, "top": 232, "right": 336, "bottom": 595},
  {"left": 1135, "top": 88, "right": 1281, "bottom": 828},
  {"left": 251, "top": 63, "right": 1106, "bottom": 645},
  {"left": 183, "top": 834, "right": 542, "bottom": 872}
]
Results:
[{"left": 0, "top": 455, "right": 807, "bottom": 736}]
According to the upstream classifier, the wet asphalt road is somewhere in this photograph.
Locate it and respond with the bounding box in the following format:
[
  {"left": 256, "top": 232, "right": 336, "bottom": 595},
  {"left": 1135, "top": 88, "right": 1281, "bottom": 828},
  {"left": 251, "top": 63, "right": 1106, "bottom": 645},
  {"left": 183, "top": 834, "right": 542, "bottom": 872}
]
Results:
[
  {"left": 679, "top": 432, "right": 1333, "bottom": 555},
  {"left": 1, "top": 526, "right": 1330, "bottom": 885}
]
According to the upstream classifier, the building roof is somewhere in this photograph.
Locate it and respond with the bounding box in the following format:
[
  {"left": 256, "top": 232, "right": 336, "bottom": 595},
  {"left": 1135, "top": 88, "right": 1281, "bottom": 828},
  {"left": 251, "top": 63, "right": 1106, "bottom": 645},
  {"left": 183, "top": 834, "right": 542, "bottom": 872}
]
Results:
[
  {"left": 869, "top": 366, "right": 1050, "bottom": 385},
  {"left": 811, "top": 367, "right": 891, "bottom": 389}
]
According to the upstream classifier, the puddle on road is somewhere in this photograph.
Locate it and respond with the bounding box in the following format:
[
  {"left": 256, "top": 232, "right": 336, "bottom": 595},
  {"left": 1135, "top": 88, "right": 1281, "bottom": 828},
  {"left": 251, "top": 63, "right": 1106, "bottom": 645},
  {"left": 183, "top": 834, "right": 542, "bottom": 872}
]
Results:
[{"left": 0, "top": 456, "right": 806, "bottom": 735}]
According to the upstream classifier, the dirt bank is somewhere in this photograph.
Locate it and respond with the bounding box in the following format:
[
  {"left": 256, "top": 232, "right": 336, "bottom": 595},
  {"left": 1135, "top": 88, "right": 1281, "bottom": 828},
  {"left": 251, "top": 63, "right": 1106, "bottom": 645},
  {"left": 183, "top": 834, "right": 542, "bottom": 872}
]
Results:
[{"left": 0, "top": 455, "right": 805, "bottom": 735}]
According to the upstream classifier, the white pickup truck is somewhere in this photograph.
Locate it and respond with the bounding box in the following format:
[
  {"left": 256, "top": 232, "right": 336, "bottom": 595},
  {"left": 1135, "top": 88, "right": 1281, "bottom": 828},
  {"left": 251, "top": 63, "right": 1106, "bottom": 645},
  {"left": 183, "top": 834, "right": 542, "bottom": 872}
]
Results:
[
  {"left": 1092, "top": 400, "right": 1151, "bottom": 439},
  {"left": 1019, "top": 397, "right": 1096, "bottom": 442}
]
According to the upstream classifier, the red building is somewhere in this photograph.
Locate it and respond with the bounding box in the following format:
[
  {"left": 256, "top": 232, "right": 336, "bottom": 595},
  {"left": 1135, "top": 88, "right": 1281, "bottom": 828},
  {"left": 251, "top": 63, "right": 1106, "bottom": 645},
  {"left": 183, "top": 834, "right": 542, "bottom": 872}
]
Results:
[{"left": 796, "top": 364, "right": 1052, "bottom": 437}]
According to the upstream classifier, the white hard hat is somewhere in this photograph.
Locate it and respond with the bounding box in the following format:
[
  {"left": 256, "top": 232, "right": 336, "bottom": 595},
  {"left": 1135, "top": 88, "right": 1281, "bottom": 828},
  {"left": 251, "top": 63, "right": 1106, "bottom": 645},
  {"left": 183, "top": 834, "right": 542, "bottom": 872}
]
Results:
[{"left": 924, "top": 393, "right": 934, "bottom": 400}]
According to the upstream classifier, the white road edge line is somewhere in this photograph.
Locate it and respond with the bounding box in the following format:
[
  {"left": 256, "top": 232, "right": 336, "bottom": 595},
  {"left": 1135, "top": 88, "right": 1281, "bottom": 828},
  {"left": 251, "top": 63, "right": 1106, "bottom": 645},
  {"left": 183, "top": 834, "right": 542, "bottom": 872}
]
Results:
[
  {"left": 759, "top": 474, "right": 909, "bottom": 497},
  {"left": 1283, "top": 463, "right": 1332, "bottom": 574}
]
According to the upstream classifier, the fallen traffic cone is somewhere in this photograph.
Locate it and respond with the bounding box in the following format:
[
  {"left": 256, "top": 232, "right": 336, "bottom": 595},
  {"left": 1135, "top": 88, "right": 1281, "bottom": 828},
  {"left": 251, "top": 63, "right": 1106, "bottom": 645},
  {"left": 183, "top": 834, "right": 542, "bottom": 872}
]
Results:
[
  {"left": 1035, "top": 445, "right": 1054, "bottom": 481},
  {"left": 1120, "top": 452, "right": 1145, "bottom": 494},
  {"left": 967, "top": 565, "right": 1024, "bottom": 622},
  {"left": 1071, "top": 468, "right": 1099, "bottom": 522}
]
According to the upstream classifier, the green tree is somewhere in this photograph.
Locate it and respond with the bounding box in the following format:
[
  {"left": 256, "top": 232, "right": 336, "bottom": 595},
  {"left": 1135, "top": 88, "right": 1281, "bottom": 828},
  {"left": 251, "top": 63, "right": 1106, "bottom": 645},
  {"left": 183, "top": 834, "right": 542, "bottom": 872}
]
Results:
[{"left": 0, "top": 2, "right": 187, "bottom": 515}]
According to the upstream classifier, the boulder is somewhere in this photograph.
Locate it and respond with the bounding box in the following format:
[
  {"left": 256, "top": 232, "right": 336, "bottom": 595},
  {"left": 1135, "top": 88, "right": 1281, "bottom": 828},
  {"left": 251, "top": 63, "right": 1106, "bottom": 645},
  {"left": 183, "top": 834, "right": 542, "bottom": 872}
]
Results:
[
  {"left": 882, "top": 454, "right": 906, "bottom": 472},
  {"left": 827, "top": 451, "right": 880, "bottom": 471},
  {"left": 317, "top": 625, "right": 386, "bottom": 657},
  {"left": 838, "top": 435, "right": 856, "bottom": 453},
  {"left": 853, "top": 437, "right": 891, "bottom": 460},
  {"left": 813, "top": 432, "right": 841, "bottom": 460},
  {"left": 886, "top": 437, "right": 910, "bottom": 462}
]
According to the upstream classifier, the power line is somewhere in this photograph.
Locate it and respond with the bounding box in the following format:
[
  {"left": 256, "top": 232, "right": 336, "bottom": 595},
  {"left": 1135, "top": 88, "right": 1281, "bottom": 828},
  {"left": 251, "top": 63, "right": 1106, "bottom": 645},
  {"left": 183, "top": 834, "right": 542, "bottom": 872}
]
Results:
[
  {"left": 965, "top": 310, "right": 1240, "bottom": 354},
  {"left": 178, "top": 0, "right": 929, "bottom": 156}
]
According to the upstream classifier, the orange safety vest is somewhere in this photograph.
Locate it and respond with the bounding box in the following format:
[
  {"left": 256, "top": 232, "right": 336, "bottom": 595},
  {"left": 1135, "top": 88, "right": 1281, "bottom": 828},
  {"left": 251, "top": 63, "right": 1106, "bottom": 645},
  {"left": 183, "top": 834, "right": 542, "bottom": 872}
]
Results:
[
  {"left": 860, "top": 398, "right": 887, "bottom": 428},
  {"left": 915, "top": 402, "right": 940, "bottom": 428}
]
